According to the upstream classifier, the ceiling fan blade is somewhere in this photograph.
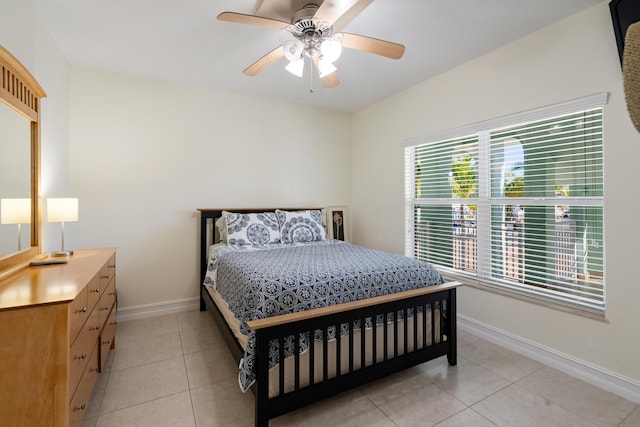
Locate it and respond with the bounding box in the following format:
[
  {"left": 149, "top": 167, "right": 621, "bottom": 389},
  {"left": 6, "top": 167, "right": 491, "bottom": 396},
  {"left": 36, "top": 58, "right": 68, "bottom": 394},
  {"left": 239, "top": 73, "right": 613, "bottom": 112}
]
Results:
[
  {"left": 243, "top": 46, "right": 284, "bottom": 76},
  {"left": 331, "top": 0, "right": 373, "bottom": 33},
  {"left": 217, "top": 11, "right": 289, "bottom": 31},
  {"left": 321, "top": 71, "right": 340, "bottom": 88},
  {"left": 340, "top": 32, "right": 405, "bottom": 60},
  {"left": 312, "top": 56, "right": 340, "bottom": 88},
  {"left": 313, "top": 0, "right": 368, "bottom": 26}
]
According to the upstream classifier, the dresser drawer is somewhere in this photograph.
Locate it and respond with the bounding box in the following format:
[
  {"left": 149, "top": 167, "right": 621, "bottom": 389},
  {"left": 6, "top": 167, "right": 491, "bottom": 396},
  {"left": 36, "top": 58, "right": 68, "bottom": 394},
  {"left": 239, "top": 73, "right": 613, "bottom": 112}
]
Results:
[
  {"left": 99, "top": 306, "right": 117, "bottom": 371},
  {"left": 69, "top": 287, "right": 89, "bottom": 345},
  {"left": 68, "top": 347, "right": 99, "bottom": 427},
  {"left": 99, "top": 279, "right": 117, "bottom": 325},
  {"left": 87, "top": 273, "right": 101, "bottom": 312},
  {"left": 69, "top": 308, "right": 100, "bottom": 398},
  {"left": 99, "top": 254, "right": 116, "bottom": 292}
]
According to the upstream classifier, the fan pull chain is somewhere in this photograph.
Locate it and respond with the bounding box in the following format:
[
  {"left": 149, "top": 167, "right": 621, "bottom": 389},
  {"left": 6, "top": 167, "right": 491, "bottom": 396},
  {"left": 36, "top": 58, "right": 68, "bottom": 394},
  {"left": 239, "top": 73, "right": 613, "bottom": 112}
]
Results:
[{"left": 308, "top": 59, "right": 314, "bottom": 94}]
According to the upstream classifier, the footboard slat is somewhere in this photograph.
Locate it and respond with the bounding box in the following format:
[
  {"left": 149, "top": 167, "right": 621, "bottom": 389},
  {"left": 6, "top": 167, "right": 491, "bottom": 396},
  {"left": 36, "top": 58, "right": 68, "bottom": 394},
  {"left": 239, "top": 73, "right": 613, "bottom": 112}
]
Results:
[
  {"left": 360, "top": 316, "right": 366, "bottom": 369},
  {"left": 383, "top": 312, "right": 388, "bottom": 362},
  {"left": 422, "top": 303, "right": 427, "bottom": 349},
  {"left": 322, "top": 326, "right": 329, "bottom": 382},
  {"left": 413, "top": 306, "right": 418, "bottom": 351},
  {"left": 372, "top": 316, "right": 377, "bottom": 364},
  {"left": 431, "top": 303, "right": 436, "bottom": 346},
  {"left": 294, "top": 334, "right": 300, "bottom": 391},
  {"left": 348, "top": 321, "right": 354, "bottom": 374},
  {"left": 403, "top": 308, "right": 408, "bottom": 354},
  {"left": 309, "top": 334, "right": 315, "bottom": 386},
  {"left": 393, "top": 311, "right": 398, "bottom": 358},
  {"left": 278, "top": 337, "right": 285, "bottom": 396}
]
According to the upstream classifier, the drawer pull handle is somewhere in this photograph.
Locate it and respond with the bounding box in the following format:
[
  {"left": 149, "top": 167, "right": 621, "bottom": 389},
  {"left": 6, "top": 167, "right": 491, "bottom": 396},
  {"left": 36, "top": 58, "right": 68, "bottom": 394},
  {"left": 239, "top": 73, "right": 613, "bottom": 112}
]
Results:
[
  {"left": 79, "top": 353, "right": 87, "bottom": 360},
  {"left": 100, "top": 275, "right": 109, "bottom": 279},
  {"left": 90, "top": 367, "right": 99, "bottom": 373},
  {"left": 102, "top": 340, "right": 111, "bottom": 345},
  {"left": 91, "top": 288, "right": 100, "bottom": 293},
  {"left": 75, "top": 403, "right": 86, "bottom": 411},
  {"left": 78, "top": 307, "right": 87, "bottom": 313},
  {"left": 108, "top": 292, "right": 116, "bottom": 296},
  {"left": 110, "top": 321, "right": 118, "bottom": 326},
  {"left": 93, "top": 325, "right": 100, "bottom": 331}
]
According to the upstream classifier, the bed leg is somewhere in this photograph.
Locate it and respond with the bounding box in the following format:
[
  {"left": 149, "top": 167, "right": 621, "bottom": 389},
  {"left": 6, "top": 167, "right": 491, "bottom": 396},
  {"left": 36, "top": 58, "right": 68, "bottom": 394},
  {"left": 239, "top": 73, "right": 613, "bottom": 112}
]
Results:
[
  {"left": 447, "top": 288, "right": 457, "bottom": 366},
  {"left": 256, "top": 409, "right": 269, "bottom": 427},
  {"left": 199, "top": 288, "right": 206, "bottom": 312},
  {"left": 255, "top": 330, "right": 270, "bottom": 427}
]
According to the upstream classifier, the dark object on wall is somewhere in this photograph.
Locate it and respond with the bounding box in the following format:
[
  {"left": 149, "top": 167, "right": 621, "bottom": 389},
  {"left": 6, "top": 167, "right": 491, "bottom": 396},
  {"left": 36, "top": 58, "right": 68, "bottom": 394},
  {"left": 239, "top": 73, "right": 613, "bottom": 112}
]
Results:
[
  {"left": 623, "top": 22, "right": 640, "bottom": 132},
  {"left": 610, "top": 0, "right": 640, "bottom": 65}
]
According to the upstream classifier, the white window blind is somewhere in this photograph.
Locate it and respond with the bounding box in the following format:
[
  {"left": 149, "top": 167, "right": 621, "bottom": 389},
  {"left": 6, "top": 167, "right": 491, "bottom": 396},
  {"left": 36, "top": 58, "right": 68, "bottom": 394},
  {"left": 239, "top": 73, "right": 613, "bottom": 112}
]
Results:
[{"left": 404, "top": 94, "right": 606, "bottom": 313}]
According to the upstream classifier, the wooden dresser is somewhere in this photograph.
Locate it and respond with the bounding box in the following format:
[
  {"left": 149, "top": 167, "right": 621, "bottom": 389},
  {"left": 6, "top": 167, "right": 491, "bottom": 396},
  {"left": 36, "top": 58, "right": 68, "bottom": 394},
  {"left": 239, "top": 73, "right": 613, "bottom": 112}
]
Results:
[{"left": 0, "top": 248, "right": 117, "bottom": 427}]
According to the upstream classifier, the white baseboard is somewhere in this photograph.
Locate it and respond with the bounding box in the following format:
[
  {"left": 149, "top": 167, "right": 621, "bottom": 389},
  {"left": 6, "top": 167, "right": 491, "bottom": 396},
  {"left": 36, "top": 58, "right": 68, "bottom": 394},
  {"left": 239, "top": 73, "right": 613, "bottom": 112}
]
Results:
[
  {"left": 117, "top": 297, "right": 200, "bottom": 323},
  {"left": 114, "top": 300, "right": 640, "bottom": 403},
  {"left": 458, "top": 314, "right": 640, "bottom": 404}
]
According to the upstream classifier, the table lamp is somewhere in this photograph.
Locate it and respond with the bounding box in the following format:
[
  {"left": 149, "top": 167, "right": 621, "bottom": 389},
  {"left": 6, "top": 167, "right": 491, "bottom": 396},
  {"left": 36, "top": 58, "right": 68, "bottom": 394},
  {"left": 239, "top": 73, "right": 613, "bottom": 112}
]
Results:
[
  {"left": 0, "top": 198, "right": 31, "bottom": 250},
  {"left": 47, "top": 198, "right": 78, "bottom": 256}
]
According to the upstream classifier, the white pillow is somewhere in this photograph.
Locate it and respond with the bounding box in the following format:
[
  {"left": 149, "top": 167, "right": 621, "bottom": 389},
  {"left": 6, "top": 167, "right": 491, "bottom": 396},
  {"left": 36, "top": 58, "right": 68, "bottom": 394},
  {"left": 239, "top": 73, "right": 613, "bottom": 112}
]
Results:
[
  {"left": 276, "top": 209, "right": 327, "bottom": 244},
  {"left": 215, "top": 212, "right": 229, "bottom": 243},
  {"left": 225, "top": 212, "right": 281, "bottom": 246}
]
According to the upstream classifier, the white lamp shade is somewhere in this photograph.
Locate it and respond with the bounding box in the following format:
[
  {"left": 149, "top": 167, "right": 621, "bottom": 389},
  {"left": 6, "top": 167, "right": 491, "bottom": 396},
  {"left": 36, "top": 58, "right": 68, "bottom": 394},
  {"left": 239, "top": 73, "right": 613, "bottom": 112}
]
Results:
[
  {"left": 318, "top": 59, "right": 337, "bottom": 78},
  {"left": 285, "top": 59, "right": 304, "bottom": 77},
  {"left": 47, "top": 198, "right": 78, "bottom": 223},
  {"left": 320, "top": 39, "right": 342, "bottom": 63},
  {"left": 283, "top": 39, "right": 304, "bottom": 62},
  {"left": 1, "top": 198, "right": 31, "bottom": 224}
]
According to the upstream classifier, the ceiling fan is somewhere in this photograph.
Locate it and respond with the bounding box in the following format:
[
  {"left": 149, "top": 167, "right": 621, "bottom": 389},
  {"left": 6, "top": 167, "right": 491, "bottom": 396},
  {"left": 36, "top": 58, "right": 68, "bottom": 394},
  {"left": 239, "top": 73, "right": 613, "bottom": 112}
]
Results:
[{"left": 218, "top": 0, "right": 405, "bottom": 88}]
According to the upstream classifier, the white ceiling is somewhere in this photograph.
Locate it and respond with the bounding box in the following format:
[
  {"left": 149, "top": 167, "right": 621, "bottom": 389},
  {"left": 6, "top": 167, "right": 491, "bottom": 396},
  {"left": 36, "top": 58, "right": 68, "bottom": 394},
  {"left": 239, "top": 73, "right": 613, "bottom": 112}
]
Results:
[{"left": 31, "top": 0, "right": 603, "bottom": 112}]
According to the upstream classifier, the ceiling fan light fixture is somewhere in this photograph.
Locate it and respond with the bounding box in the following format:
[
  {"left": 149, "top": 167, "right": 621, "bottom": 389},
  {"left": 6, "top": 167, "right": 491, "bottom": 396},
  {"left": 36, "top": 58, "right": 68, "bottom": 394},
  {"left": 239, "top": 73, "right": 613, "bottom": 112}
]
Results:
[
  {"left": 283, "top": 39, "right": 304, "bottom": 62},
  {"left": 320, "top": 38, "right": 342, "bottom": 63},
  {"left": 285, "top": 58, "right": 305, "bottom": 77},
  {"left": 318, "top": 59, "right": 337, "bottom": 78},
  {"left": 219, "top": 1, "right": 405, "bottom": 89}
]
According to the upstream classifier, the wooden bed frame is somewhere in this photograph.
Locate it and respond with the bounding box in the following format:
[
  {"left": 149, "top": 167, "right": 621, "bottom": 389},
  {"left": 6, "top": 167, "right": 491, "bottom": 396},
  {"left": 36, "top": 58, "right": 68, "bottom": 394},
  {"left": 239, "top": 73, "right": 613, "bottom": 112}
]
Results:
[{"left": 198, "top": 208, "right": 460, "bottom": 427}]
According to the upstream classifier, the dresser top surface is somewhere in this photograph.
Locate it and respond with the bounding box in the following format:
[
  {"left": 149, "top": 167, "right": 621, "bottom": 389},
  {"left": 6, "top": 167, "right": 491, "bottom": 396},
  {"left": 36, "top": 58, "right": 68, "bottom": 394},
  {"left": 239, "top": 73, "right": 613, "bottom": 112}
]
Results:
[{"left": 0, "top": 248, "right": 116, "bottom": 310}]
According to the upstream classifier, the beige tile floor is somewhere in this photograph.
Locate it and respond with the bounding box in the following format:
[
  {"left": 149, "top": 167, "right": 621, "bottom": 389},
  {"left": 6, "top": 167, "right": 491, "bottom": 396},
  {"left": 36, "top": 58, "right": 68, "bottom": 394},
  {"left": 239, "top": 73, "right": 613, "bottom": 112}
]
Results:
[{"left": 82, "top": 310, "right": 640, "bottom": 427}]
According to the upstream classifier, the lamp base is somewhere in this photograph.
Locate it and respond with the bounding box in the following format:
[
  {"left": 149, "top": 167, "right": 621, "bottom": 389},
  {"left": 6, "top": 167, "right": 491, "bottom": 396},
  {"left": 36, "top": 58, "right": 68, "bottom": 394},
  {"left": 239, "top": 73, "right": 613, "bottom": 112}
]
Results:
[{"left": 52, "top": 250, "right": 74, "bottom": 257}]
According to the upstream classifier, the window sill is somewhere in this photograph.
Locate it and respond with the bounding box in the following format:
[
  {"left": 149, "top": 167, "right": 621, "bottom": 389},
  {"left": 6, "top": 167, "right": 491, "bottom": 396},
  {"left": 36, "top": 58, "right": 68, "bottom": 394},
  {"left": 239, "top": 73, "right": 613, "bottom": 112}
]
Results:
[{"left": 442, "top": 273, "right": 608, "bottom": 323}]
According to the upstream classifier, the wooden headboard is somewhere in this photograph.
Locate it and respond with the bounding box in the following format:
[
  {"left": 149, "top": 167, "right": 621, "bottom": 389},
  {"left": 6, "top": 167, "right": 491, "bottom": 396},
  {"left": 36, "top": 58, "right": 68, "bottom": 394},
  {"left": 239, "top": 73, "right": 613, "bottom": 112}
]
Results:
[{"left": 197, "top": 208, "right": 323, "bottom": 285}]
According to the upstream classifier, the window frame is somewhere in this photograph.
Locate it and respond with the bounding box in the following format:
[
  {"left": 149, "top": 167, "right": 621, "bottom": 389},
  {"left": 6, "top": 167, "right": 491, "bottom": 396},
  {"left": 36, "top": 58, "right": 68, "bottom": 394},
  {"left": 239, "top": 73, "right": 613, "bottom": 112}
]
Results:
[{"left": 404, "top": 93, "right": 608, "bottom": 316}]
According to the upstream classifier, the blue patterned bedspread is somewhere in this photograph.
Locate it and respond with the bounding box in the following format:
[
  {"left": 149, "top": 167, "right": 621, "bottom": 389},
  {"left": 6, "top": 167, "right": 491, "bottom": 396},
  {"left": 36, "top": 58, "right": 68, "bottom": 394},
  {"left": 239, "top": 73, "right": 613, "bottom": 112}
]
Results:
[{"left": 204, "top": 240, "right": 443, "bottom": 391}]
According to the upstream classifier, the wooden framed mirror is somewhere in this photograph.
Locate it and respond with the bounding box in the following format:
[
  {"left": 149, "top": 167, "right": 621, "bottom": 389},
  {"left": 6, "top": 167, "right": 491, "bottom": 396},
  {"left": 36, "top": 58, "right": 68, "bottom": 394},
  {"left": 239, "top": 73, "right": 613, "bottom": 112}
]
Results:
[{"left": 0, "top": 45, "right": 46, "bottom": 276}]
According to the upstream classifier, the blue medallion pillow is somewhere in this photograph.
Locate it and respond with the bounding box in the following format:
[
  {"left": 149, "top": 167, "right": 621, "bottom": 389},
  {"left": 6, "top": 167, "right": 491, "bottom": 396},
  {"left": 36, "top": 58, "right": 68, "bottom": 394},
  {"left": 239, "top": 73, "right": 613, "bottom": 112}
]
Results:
[
  {"left": 225, "top": 212, "right": 281, "bottom": 246},
  {"left": 276, "top": 209, "right": 327, "bottom": 244}
]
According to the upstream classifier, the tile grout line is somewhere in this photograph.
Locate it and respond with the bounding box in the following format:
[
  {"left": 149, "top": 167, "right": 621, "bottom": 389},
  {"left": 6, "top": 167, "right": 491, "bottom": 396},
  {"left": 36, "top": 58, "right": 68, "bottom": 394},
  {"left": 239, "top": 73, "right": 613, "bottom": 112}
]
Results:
[{"left": 178, "top": 320, "right": 200, "bottom": 426}]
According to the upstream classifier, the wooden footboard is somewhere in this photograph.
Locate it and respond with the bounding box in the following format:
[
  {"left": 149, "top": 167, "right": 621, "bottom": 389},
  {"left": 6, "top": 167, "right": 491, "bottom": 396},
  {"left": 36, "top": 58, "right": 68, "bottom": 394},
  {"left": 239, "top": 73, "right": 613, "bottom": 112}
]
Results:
[{"left": 248, "top": 282, "right": 460, "bottom": 427}]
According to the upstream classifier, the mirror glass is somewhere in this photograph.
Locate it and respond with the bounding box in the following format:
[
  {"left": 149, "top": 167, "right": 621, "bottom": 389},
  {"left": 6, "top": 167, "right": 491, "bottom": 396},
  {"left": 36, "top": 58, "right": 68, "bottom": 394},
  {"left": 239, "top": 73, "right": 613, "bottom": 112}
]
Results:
[{"left": 0, "top": 102, "right": 31, "bottom": 257}]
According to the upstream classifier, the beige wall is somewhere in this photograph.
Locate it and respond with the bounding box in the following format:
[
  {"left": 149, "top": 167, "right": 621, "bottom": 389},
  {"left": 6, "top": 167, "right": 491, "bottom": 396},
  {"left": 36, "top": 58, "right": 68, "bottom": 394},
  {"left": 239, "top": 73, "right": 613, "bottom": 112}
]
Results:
[
  {"left": 67, "top": 67, "right": 352, "bottom": 308},
  {"left": 351, "top": 2, "right": 640, "bottom": 383}
]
